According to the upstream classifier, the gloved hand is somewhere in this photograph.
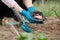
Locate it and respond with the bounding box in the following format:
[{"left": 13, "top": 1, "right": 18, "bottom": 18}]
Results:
[
  {"left": 1, "top": 0, "right": 16, "bottom": 8},
  {"left": 22, "top": 10, "right": 45, "bottom": 23},
  {"left": 22, "top": 10, "right": 36, "bottom": 23},
  {"left": 28, "top": 6, "right": 46, "bottom": 23}
]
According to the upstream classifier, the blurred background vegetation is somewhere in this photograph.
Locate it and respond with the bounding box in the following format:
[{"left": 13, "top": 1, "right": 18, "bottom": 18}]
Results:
[
  {"left": 33, "top": 0, "right": 60, "bottom": 18},
  {"left": 0, "top": 0, "right": 60, "bottom": 24}
]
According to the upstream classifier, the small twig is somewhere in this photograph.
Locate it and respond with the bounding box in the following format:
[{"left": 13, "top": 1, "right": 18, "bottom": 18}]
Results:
[{"left": 10, "top": 24, "right": 20, "bottom": 36}]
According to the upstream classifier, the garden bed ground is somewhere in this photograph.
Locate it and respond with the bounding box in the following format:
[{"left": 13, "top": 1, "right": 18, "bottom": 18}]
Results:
[{"left": 0, "top": 16, "right": 60, "bottom": 40}]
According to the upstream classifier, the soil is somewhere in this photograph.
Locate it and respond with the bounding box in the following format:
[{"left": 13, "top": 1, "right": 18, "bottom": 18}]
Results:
[{"left": 0, "top": 16, "right": 60, "bottom": 40}]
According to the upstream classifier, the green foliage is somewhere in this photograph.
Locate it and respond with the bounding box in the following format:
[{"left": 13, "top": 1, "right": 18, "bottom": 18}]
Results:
[
  {"left": 36, "top": 33, "right": 48, "bottom": 40},
  {"left": 42, "top": 9, "right": 53, "bottom": 17},
  {"left": 18, "top": 35, "right": 26, "bottom": 40},
  {"left": 56, "top": 9, "right": 60, "bottom": 19},
  {"left": 18, "top": 32, "right": 33, "bottom": 40},
  {"left": 18, "top": 32, "right": 48, "bottom": 40},
  {"left": 34, "top": 1, "right": 59, "bottom": 18}
]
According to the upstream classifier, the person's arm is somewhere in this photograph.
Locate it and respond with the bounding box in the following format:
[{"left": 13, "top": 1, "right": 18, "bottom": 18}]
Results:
[
  {"left": 1, "top": 0, "right": 23, "bottom": 13},
  {"left": 14, "top": 3, "right": 23, "bottom": 13}
]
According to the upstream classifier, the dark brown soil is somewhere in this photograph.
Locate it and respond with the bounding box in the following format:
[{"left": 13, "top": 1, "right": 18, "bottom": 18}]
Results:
[{"left": 0, "top": 16, "right": 60, "bottom": 40}]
